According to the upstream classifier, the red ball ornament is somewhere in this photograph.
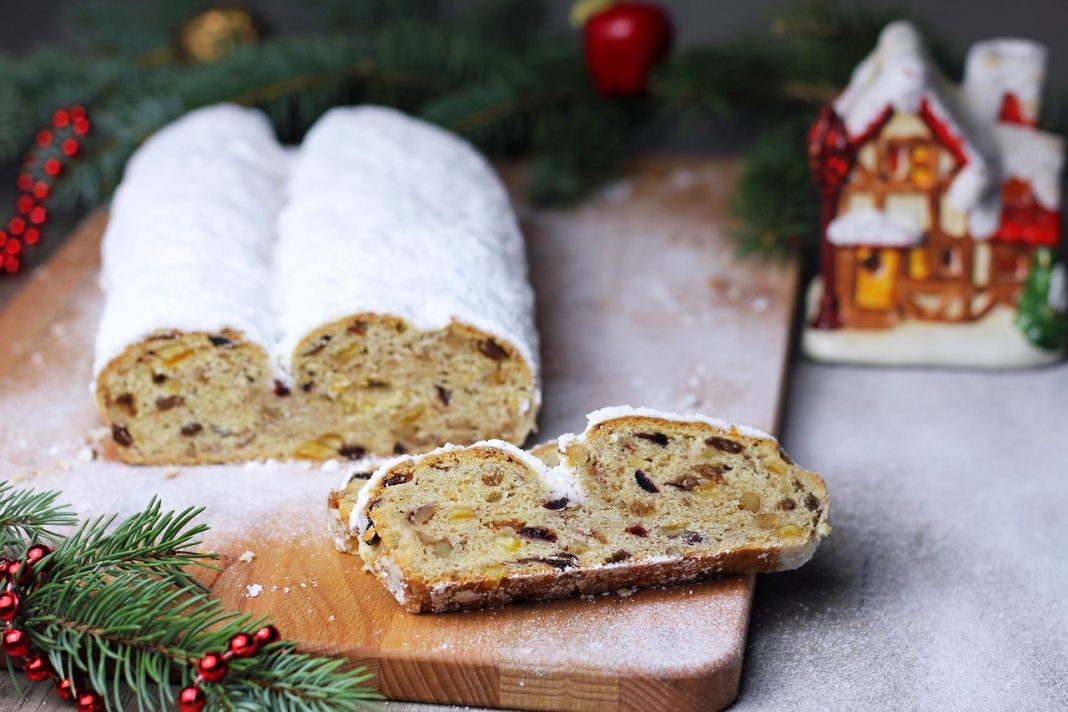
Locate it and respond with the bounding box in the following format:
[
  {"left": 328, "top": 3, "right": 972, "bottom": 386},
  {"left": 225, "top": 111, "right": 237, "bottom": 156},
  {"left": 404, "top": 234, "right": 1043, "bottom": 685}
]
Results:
[
  {"left": 16, "top": 173, "right": 33, "bottom": 191},
  {"left": 178, "top": 685, "right": 206, "bottom": 712},
  {"left": 70, "top": 105, "right": 86, "bottom": 121},
  {"left": 55, "top": 677, "right": 75, "bottom": 700},
  {"left": 6, "top": 240, "right": 21, "bottom": 255},
  {"left": 196, "top": 652, "right": 228, "bottom": 683},
  {"left": 35, "top": 130, "right": 53, "bottom": 148},
  {"left": 23, "top": 653, "right": 52, "bottom": 681},
  {"left": 28, "top": 207, "right": 46, "bottom": 225},
  {"left": 23, "top": 228, "right": 40, "bottom": 245},
  {"left": 253, "top": 625, "right": 280, "bottom": 646},
  {"left": 0, "top": 591, "right": 20, "bottom": 622},
  {"left": 43, "top": 158, "right": 61, "bottom": 177},
  {"left": 52, "top": 110, "right": 70, "bottom": 128},
  {"left": 2, "top": 628, "right": 31, "bottom": 657},
  {"left": 582, "top": 1, "right": 672, "bottom": 95},
  {"left": 26, "top": 544, "right": 51, "bottom": 563},
  {"left": 32, "top": 181, "right": 48, "bottom": 199},
  {"left": 6, "top": 559, "right": 34, "bottom": 587},
  {"left": 8, "top": 217, "right": 25, "bottom": 236},
  {"left": 3, "top": 255, "right": 18, "bottom": 273},
  {"left": 228, "top": 632, "right": 258, "bottom": 658},
  {"left": 77, "top": 691, "right": 104, "bottom": 712},
  {"left": 61, "top": 138, "right": 79, "bottom": 157},
  {"left": 73, "top": 119, "right": 90, "bottom": 136},
  {"left": 15, "top": 196, "right": 34, "bottom": 214}
]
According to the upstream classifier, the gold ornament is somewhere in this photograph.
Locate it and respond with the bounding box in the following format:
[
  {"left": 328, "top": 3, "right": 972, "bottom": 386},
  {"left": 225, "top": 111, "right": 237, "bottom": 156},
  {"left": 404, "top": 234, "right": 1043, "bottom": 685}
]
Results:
[{"left": 179, "top": 6, "right": 262, "bottom": 62}]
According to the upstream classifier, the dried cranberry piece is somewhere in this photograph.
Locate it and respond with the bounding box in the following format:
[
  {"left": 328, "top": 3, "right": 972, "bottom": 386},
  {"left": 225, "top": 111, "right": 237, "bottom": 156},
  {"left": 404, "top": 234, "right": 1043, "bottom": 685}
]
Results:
[
  {"left": 605, "top": 550, "right": 631, "bottom": 564},
  {"left": 208, "top": 335, "right": 235, "bottom": 348},
  {"left": 625, "top": 524, "right": 648, "bottom": 537},
  {"left": 393, "top": 443, "right": 407, "bottom": 455},
  {"left": 804, "top": 493, "right": 820, "bottom": 511},
  {"left": 180, "top": 423, "right": 202, "bottom": 436},
  {"left": 273, "top": 380, "right": 291, "bottom": 397},
  {"left": 635, "top": 432, "right": 669, "bottom": 446},
  {"left": 634, "top": 469, "right": 659, "bottom": 493},
  {"left": 435, "top": 385, "right": 450, "bottom": 406},
  {"left": 542, "top": 498, "right": 569, "bottom": 510}
]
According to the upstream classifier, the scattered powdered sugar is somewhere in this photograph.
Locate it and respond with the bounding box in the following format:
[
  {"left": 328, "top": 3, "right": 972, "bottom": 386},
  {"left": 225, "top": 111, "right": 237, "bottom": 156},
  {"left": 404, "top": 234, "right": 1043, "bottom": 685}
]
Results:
[
  {"left": 238, "top": 550, "right": 255, "bottom": 563},
  {"left": 245, "top": 584, "right": 263, "bottom": 598}
]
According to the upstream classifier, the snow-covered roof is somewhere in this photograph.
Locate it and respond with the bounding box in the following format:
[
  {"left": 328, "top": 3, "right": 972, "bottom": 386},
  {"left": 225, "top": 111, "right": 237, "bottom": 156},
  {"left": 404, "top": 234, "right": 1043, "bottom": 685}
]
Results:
[
  {"left": 833, "top": 22, "right": 1004, "bottom": 239},
  {"left": 994, "top": 124, "right": 1064, "bottom": 210},
  {"left": 830, "top": 21, "right": 1060, "bottom": 241},
  {"left": 827, "top": 208, "right": 923, "bottom": 248}
]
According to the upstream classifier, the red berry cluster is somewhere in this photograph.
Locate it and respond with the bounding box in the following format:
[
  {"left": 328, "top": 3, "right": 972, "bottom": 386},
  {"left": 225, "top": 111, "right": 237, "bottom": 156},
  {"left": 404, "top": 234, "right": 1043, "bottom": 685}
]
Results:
[
  {"left": 178, "top": 625, "right": 281, "bottom": 712},
  {"left": 0, "top": 545, "right": 105, "bottom": 711},
  {"left": 0, "top": 105, "right": 90, "bottom": 275}
]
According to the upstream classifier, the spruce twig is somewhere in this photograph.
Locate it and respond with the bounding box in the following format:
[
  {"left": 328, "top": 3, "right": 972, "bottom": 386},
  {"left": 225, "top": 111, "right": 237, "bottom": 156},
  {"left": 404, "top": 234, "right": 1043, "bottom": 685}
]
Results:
[
  {"left": 0, "top": 483, "right": 77, "bottom": 549},
  {"left": 0, "top": 484, "right": 379, "bottom": 711}
]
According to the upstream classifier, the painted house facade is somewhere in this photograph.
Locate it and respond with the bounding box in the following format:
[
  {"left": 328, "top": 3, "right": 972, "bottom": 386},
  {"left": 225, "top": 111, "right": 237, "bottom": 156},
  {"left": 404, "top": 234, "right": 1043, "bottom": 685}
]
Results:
[{"left": 808, "top": 22, "right": 1064, "bottom": 330}]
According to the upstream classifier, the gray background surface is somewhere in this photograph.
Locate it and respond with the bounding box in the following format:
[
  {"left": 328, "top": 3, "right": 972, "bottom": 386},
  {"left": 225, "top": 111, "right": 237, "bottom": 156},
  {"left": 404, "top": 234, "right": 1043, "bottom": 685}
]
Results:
[{"left": 1, "top": 2, "right": 1066, "bottom": 710}]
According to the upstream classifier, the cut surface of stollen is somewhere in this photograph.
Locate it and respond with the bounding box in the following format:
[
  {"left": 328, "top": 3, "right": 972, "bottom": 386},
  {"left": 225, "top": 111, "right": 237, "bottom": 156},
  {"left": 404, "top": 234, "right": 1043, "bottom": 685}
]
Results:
[{"left": 333, "top": 406, "right": 830, "bottom": 613}]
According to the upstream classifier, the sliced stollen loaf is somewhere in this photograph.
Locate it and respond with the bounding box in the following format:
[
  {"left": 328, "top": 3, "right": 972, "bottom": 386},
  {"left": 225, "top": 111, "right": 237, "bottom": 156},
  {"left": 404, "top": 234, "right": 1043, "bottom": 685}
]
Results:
[
  {"left": 93, "top": 105, "right": 539, "bottom": 464},
  {"left": 275, "top": 106, "right": 539, "bottom": 458},
  {"left": 338, "top": 407, "right": 830, "bottom": 613},
  {"left": 94, "top": 105, "right": 286, "bottom": 464}
]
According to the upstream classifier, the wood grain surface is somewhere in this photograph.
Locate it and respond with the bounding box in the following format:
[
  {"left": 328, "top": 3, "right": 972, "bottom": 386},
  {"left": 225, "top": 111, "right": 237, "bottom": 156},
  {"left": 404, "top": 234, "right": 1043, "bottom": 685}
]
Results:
[{"left": 0, "top": 157, "right": 799, "bottom": 711}]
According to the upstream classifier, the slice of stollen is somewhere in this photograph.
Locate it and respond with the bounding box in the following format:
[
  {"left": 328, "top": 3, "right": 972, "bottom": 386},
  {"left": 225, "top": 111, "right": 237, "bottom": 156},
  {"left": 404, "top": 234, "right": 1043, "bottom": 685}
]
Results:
[{"left": 338, "top": 407, "right": 830, "bottom": 613}]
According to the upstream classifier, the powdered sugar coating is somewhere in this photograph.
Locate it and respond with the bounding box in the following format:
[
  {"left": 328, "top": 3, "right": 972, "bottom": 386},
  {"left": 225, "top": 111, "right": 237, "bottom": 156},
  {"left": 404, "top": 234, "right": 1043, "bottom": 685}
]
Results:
[
  {"left": 273, "top": 106, "right": 539, "bottom": 383},
  {"left": 579, "top": 405, "right": 774, "bottom": 441},
  {"left": 93, "top": 104, "right": 287, "bottom": 378}
]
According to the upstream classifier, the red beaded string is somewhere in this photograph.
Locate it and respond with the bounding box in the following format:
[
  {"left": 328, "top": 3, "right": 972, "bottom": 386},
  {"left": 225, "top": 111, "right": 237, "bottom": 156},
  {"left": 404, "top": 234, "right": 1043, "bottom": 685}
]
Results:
[
  {"left": 1, "top": 105, "right": 90, "bottom": 275},
  {"left": 178, "top": 624, "right": 281, "bottom": 712},
  {"left": 2, "top": 540, "right": 288, "bottom": 711},
  {"left": 0, "top": 545, "right": 106, "bottom": 710}
]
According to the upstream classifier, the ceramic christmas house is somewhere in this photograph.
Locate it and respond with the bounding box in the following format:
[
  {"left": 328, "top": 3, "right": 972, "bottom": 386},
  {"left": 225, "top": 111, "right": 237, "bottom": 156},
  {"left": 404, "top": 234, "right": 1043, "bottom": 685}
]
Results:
[{"left": 804, "top": 21, "right": 1067, "bottom": 367}]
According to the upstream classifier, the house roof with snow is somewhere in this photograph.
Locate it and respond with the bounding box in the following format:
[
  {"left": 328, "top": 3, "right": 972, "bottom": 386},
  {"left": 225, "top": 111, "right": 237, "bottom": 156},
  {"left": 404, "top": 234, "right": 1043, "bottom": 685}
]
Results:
[{"left": 826, "top": 21, "right": 1062, "bottom": 245}]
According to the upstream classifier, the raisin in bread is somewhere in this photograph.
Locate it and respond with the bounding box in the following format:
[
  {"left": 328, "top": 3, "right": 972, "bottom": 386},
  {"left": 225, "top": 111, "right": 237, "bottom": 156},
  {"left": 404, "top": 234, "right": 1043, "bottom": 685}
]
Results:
[
  {"left": 341, "top": 407, "right": 830, "bottom": 613},
  {"left": 94, "top": 105, "right": 539, "bottom": 464}
]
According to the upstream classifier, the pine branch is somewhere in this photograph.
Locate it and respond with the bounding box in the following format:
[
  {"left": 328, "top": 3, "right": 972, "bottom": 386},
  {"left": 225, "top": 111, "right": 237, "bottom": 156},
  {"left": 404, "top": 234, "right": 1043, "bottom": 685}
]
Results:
[
  {"left": 728, "top": 116, "right": 819, "bottom": 260},
  {"left": 48, "top": 497, "right": 216, "bottom": 590},
  {"left": 0, "top": 483, "right": 77, "bottom": 550},
  {"left": 0, "top": 484, "right": 379, "bottom": 710},
  {"left": 24, "top": 570, "right": 378, "bottom": 710}
]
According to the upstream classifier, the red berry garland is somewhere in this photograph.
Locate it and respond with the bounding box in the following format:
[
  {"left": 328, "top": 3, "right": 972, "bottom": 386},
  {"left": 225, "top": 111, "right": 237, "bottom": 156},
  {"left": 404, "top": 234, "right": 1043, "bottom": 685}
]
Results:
[
  {"left": 178, "top": 685, "right": 207, "bottom": 712},
  {"left": 0, "top": 105, "right": 90, "bottom": 275},
  {"left": 1, "top": 540, "right": 291, "bottom": 711},
  {"left": 0, "top": 544, "right": 107, "bottom": 708},
  {"left": 180, "top": 624, "right": 285, "bottom": 709}
]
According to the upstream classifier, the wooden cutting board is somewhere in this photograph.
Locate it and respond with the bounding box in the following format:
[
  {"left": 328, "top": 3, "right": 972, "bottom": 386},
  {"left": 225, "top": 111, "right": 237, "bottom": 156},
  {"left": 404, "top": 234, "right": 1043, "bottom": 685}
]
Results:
[{"left": 0, "top": 157, "right": 798, "bottom": 712}]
